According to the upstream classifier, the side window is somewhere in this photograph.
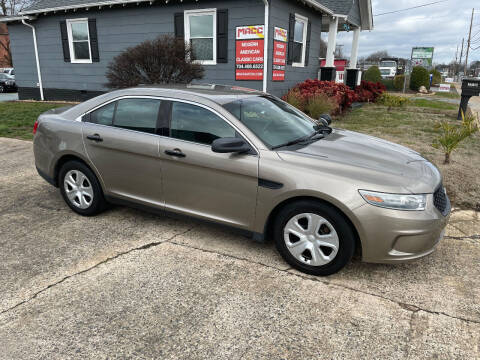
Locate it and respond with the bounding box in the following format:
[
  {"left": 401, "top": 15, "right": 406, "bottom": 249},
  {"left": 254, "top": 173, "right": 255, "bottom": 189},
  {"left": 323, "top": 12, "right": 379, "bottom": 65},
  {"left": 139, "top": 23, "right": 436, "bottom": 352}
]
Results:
[
  {"left": 90, "top": 102, "right": 116, "bottom": 126},
  {"left": 293, "top": 15, "right": 308, "bottom": 66},
  {"left": 113, "top": 98, "right": 161, "bottom": 134},
  {"left": 170, "top": 102, "right": 235, "bottom": 145}
]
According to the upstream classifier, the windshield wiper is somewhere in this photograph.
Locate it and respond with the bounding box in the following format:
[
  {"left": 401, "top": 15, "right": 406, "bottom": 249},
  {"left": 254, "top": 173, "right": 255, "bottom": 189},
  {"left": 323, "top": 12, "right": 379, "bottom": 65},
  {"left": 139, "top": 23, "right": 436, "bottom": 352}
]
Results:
[
  {"left": 271, "top": 132, "right": 325, "bottom": 150},
  {"left": 271, "top": 135, "right": 312, "bottom": 150}
]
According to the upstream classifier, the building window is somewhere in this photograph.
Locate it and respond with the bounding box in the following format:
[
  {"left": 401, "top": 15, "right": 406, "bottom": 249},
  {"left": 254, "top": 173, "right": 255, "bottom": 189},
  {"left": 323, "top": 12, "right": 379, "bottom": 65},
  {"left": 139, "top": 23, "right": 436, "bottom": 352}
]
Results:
[
  {"left": 292, "top": 14, "right": 308, "bottom": 67},
  {"left": 67, "top": 18, "right": 92, "bottom": 63},
  {"left": 184, "top": 9, "right": 217, "bottom": 65}
]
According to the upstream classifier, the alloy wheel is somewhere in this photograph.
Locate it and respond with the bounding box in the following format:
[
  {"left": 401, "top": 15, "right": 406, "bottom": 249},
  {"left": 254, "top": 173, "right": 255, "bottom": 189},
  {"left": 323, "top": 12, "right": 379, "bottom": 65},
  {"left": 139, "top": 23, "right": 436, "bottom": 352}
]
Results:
[
  {"left": 283, "top": 213, "right": 339, "bottom": 266},
  {"left": 63, "top": 170, "right": 94, "bottom": 209}
]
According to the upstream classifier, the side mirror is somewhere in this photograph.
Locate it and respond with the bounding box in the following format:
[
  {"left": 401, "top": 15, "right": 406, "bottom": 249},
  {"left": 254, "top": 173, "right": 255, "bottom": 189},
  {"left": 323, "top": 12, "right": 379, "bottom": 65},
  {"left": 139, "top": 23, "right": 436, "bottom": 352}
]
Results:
[
  {"left": 319, "top": 114, "right": 332, "bottom": 126},
  {"left": 211, "top": 137, "right": 251, "bottom": 154}
]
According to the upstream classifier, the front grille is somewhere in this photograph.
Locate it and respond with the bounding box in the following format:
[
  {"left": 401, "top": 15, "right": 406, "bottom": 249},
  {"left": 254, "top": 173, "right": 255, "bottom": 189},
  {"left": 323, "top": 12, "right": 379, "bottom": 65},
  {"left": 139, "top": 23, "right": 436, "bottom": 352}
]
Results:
[{"left": 433, "top": 185, "right": 449, "bottom": 216}]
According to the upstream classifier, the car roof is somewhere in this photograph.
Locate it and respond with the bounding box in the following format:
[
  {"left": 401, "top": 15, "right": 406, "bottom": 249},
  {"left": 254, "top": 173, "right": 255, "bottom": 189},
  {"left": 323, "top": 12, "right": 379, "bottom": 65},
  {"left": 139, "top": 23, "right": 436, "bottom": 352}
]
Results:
[
  {"left": 63, "top": 84, "right": 266, "bottom": 120},
  {"left": 125, "top": 84, "right": 265, "bottom": 105}
]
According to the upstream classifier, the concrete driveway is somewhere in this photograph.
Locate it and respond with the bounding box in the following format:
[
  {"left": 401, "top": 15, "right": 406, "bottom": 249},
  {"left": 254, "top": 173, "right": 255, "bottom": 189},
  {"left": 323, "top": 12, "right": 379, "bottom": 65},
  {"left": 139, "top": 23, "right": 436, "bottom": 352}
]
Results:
[{"left": 1, "top": 137, "right": 479, "bottom": 359}]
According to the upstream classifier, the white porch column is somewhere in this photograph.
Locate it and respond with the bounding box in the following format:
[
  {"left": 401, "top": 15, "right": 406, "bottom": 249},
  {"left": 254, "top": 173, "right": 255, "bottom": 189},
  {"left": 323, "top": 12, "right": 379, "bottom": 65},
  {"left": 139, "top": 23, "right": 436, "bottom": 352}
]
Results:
[
  {"left": 349, "top": 27, "right": 360, "bottom": 69},
  {"left": 325, "top": 16, "right": 338, "bottom": 67}
]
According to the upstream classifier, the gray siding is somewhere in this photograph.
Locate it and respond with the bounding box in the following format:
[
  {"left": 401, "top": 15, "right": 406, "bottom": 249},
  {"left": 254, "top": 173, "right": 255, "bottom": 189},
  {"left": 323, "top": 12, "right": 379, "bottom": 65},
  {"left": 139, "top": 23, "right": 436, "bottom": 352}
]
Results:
[
  {"left": 268, "top": 0, "right": 323, "bottom": 96},
  {"left": 9, "top": 0, "right": 323, "bottom": 98}
]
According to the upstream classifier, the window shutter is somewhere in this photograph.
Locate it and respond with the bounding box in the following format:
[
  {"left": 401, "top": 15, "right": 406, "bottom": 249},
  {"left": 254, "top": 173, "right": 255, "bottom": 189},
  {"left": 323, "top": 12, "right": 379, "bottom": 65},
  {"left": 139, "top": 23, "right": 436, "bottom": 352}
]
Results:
[
  {"left": 60, "top": 20, "right": 70, "bottom": 62},
  {"left": 304, "top": 19, "right": 312, "bottom": 66},
  {"left": 287, "top": 13, "right": 295, "bottom": 65},
  {"left": 88, "top": 19, "right": 100, "bottom": 62},
  {"left": 216, "top": 9, "right": 228, "bottom": 63},
  {"left": 174, "top": 12, "right": 184, "bottom": 38}
]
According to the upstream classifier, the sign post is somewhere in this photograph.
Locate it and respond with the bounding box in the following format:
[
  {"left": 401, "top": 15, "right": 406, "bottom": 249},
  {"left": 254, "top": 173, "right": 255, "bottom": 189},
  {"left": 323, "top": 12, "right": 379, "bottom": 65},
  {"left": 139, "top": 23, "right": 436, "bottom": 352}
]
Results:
[
  {"left": 235, "top": 25, "right": 265, "bottom": 81},
  {"left": 272, "top": 27, "right": 287, "bottom": 82}
]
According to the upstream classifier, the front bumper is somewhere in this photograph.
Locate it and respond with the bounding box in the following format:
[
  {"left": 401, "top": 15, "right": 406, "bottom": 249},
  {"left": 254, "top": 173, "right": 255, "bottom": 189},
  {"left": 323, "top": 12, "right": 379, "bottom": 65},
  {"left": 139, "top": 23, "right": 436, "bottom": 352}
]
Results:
[
  {"left": 353, "top": 193, "right": 451, "bottom": 263},
  {"left": 1, "top": 84, "right": 17, "bottom": 92}
]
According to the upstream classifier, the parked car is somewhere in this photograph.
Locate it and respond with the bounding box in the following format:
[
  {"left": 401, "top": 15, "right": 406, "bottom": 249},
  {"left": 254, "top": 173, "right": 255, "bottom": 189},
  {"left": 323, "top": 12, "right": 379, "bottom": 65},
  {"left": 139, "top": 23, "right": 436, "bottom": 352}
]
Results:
[
  {"left": 2, "top": 68, "right": 15, "bottom": 77},
  {"left": 0, "top": 73, "right": 17, "bottom": 93},
  {"left": 33, "top": 85, "right": 451, "bottom": 276}
]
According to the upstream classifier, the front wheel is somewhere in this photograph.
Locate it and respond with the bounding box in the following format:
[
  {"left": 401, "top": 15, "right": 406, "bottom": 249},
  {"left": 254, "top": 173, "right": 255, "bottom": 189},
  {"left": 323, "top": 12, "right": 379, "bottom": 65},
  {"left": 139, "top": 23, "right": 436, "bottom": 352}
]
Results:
[
  {"left": 274, "top": 200, "right": 355, "bottom": 276},
  {"left": 0, "top": 85, "right": 4, "bottom": 93},
  {"left": 59, "top": 160, "right": 107, "bottom": 216}
]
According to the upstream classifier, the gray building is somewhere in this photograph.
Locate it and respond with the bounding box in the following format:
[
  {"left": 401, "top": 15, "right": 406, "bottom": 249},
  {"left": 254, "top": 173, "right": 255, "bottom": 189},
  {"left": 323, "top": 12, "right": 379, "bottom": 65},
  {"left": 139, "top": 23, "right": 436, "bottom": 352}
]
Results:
[{"left": 1, "top": 0, "right": 372, "bottom": 101}]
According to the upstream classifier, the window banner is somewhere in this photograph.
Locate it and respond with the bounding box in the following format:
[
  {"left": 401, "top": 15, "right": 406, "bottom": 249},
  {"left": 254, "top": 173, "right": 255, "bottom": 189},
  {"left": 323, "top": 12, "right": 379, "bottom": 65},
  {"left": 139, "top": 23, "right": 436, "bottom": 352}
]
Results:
[
  {"left": 272, "top": 27, "right": 287, "bottom": 82},
  {"left": 235, "top": 25, "right": 265, "bottom": 81}
]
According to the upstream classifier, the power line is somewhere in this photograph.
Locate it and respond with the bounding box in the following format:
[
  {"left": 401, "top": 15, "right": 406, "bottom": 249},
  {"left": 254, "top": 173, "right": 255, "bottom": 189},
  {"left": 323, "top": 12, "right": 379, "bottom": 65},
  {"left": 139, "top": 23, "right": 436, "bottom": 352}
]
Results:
[{"left": 374, "top": 0, "right": 450, "bottom": 16}]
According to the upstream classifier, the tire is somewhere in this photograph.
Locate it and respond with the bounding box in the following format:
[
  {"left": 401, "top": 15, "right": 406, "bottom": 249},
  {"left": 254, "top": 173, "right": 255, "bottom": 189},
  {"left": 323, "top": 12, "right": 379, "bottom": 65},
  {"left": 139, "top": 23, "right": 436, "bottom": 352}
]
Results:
[
  {"left": 273, "top": 200, "right": 355, "bottom": 276},
  {"left": 0, "top": 85, "right": 4, "bottom": 93},
  {"left": 59, "top": 160, "right": 107, "bottom": 216}
]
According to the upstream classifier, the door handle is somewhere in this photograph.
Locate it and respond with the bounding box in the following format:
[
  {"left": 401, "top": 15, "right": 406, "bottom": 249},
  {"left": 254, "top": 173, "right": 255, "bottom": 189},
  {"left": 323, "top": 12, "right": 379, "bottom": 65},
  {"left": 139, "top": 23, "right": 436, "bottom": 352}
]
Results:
[
  {"left": 165, "top": 149, "right": 186, "bottom": 158},
  {"left": 86, "top": 134, "right": 103, "bottom": 142}
]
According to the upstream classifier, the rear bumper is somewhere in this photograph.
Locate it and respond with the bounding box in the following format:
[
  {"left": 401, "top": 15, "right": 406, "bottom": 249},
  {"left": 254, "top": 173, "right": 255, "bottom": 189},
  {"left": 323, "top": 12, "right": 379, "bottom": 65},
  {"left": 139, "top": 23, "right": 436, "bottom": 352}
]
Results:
[
  {"left": 36, "top": 166, "right": 56, "bottom": 187},
  {"left": 354, "top": 193, "right": 450, "bottom": 263}
]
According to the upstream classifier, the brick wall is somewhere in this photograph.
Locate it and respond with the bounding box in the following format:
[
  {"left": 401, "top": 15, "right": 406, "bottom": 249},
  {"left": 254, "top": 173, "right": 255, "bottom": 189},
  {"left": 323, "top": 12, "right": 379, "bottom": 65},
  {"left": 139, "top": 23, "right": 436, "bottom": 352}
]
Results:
[{"left": 0, "top": 23, "right": 11, "bottom": 67}]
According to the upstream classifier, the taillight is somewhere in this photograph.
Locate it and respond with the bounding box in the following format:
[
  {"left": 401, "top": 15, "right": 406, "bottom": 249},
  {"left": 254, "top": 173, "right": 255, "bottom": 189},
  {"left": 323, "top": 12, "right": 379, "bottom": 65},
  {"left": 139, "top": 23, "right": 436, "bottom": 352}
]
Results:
[{"left": 33, "top": 120, "right": 39, "bottom": 135}]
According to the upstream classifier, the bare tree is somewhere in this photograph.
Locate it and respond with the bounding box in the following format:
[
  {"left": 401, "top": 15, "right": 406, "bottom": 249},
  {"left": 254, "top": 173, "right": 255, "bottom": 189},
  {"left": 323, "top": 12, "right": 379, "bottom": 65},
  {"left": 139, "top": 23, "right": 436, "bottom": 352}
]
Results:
[
  {"left": 366, "top": 50, "right": 389, "bottom": 63},
  {"left": 0, "top": 0, "right": 34, "bottom": 15}
]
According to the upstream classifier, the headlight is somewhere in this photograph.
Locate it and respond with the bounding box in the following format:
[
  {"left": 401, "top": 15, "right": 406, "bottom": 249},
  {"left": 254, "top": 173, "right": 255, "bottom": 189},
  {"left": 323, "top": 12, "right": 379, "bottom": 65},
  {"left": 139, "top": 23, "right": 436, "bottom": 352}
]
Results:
[{"left": 359, "top": 190, "right": 426, "bottom": 211}]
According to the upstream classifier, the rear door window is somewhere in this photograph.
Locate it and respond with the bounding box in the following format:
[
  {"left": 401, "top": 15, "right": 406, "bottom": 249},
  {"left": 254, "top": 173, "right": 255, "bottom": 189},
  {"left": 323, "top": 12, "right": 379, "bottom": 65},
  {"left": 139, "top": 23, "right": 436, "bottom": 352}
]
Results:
[
  {"left": 170, "top": 101, "right": 235, "bottom": 145},
  {"left": 113, "top": 98, "right": 161, "bottom": 134},
  {"left": 90, "top": 102, "right": 116, "bottom": 126}
]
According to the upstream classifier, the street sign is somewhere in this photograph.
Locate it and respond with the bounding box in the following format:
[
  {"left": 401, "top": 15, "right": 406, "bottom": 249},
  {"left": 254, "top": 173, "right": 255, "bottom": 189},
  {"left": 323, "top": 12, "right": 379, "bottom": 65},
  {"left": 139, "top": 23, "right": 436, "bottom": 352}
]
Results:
[
  {"left": 411, "top": 47, "right": 434, "bottom": 68},
  {"left": 438, "top": 84, "right": 450, "bottom": 92}
]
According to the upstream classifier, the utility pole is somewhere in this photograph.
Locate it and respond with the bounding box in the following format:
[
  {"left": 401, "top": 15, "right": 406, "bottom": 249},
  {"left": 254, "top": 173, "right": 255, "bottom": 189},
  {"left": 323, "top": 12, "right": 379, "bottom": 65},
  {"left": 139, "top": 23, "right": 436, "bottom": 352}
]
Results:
[
  {"left": 453, "top": 43, "right": 459, "bottom": 76},
  {"left": 464, "top": 8, "right": 474, "bottom": 75},
  {"left": 459, "top": 38, "right": 464, "bottom": 75}
]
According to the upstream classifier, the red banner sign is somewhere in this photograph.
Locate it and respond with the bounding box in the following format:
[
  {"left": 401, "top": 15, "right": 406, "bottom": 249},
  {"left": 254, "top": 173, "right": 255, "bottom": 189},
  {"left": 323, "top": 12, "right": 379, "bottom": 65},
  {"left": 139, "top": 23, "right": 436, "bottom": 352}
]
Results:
[
  {"left": 272, "top": 27, "right": 287, "bottom": 82},
  {"left": 235, "top": 25, "right": 264, "bottom": 81}
]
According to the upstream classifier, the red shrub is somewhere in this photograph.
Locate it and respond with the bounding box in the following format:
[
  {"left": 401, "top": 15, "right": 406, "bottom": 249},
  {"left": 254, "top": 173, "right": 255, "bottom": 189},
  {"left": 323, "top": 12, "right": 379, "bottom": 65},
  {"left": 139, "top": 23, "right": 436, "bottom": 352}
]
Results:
[
  {"left": 283, "top": 79, "right": 357, "bottom": 115},
  {"left": 354, "top": 81, "right": 386, "bottom": 103}
]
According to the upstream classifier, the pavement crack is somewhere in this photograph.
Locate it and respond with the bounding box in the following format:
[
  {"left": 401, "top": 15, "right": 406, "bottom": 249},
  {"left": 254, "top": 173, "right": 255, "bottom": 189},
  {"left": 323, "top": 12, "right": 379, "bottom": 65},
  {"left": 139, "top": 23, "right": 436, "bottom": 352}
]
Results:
[
  {"left": 0, "top": 226, "right": 196, "bottom": 316},
  {"left": 166, "top": 240, "right": 480, "bottom": 326},
  {"left": 445, "top": 234, "right": 480, "bottom": 240}
]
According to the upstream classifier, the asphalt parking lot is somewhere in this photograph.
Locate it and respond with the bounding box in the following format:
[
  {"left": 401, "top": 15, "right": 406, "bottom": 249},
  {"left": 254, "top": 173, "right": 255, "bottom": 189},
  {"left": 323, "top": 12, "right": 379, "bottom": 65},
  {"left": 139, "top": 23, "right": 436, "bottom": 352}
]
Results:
[{"left": 1, "top": 137, "right": 479, "bottom": 359}]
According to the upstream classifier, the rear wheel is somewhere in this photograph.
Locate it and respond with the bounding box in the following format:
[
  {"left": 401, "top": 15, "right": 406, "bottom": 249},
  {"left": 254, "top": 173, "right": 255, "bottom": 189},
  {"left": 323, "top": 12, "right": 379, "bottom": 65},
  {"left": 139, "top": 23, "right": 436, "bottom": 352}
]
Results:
[
  {"left": 0, "top": 85, "right": 4, "bottom": 93},
  {"left": 59, "top": 160, "right": 106, "bottom": 216},
  {"left": 274, "top": 200, "right": 355, "bottom": 276}
]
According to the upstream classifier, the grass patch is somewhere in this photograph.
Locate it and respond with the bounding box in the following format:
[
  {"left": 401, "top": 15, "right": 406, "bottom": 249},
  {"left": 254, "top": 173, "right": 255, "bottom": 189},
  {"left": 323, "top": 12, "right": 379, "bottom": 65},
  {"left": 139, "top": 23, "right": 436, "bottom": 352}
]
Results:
[
  {"left": 432, "top": 92, "right": 460, "bottom": 99},
  {"left": 337, "top": 103, "right": 480, "bottom": 210},
  {"left": 410, "top": 98, "right": 458, "bottom": 110},
  {"left": 0, "top": 101, "right": 70, "bottom": 140}
]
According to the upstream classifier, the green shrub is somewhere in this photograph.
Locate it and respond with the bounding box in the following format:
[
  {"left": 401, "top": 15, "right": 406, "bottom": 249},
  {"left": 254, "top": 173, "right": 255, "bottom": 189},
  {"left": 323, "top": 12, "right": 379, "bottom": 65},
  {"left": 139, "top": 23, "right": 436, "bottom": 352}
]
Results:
[
  {"left": 432, "top": 111, "right": 479, "bottom": 164},
  {"left": 378, "top": 93, "right": 409, "bottom": 111},
  {"left": 430, "top": 69, "right": 442, "bottom": 85},
  {"left": 284, "top": 89, "right": 306, "bottom": 112},
  {"left": 410, "top": 66, "right": 430, "bottom": 91},
  {"left": 305, "top": 93, "right": 335, "bottom": 119},
  {"left": 380, "top": 79, "right": 395, "bottom": 91},
  {"left": 393, "top": 75, "right": 405, "bottom": 91},
  {"left": 362, "top": 66, "right": 382, "bottom": 83}
]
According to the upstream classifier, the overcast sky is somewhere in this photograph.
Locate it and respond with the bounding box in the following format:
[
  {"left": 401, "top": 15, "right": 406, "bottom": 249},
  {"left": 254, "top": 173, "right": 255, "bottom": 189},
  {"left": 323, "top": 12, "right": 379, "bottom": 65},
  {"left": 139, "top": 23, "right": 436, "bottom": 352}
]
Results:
[{"left": 334, "top": 0, "right": 480, "bottom": 65}]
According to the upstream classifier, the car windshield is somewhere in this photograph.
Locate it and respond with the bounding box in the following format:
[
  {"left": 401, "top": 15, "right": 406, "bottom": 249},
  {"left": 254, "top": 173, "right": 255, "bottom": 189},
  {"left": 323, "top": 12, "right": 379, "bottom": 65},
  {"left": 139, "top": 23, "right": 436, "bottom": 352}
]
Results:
[
  {"left": 223, "top": 96, "right": 317, "bottom": 148},
  {"left": 380, "top": 61, "right": 396, "bottom": 67}
]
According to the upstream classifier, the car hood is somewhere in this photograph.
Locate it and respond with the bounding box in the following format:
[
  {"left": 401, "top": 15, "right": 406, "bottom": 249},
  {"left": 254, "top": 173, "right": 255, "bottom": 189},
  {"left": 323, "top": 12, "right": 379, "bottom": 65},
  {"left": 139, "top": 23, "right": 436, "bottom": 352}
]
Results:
[{"left": 277, "top": 129, "right": 441, "bottom": 194}]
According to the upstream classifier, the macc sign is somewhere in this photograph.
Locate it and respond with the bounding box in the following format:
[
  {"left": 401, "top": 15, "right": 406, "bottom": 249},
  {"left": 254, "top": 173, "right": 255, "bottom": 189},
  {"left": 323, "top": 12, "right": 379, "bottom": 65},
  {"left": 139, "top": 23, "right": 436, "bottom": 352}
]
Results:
[{"left": 235, "top": 25, "right": 265, "bottom": 81}]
